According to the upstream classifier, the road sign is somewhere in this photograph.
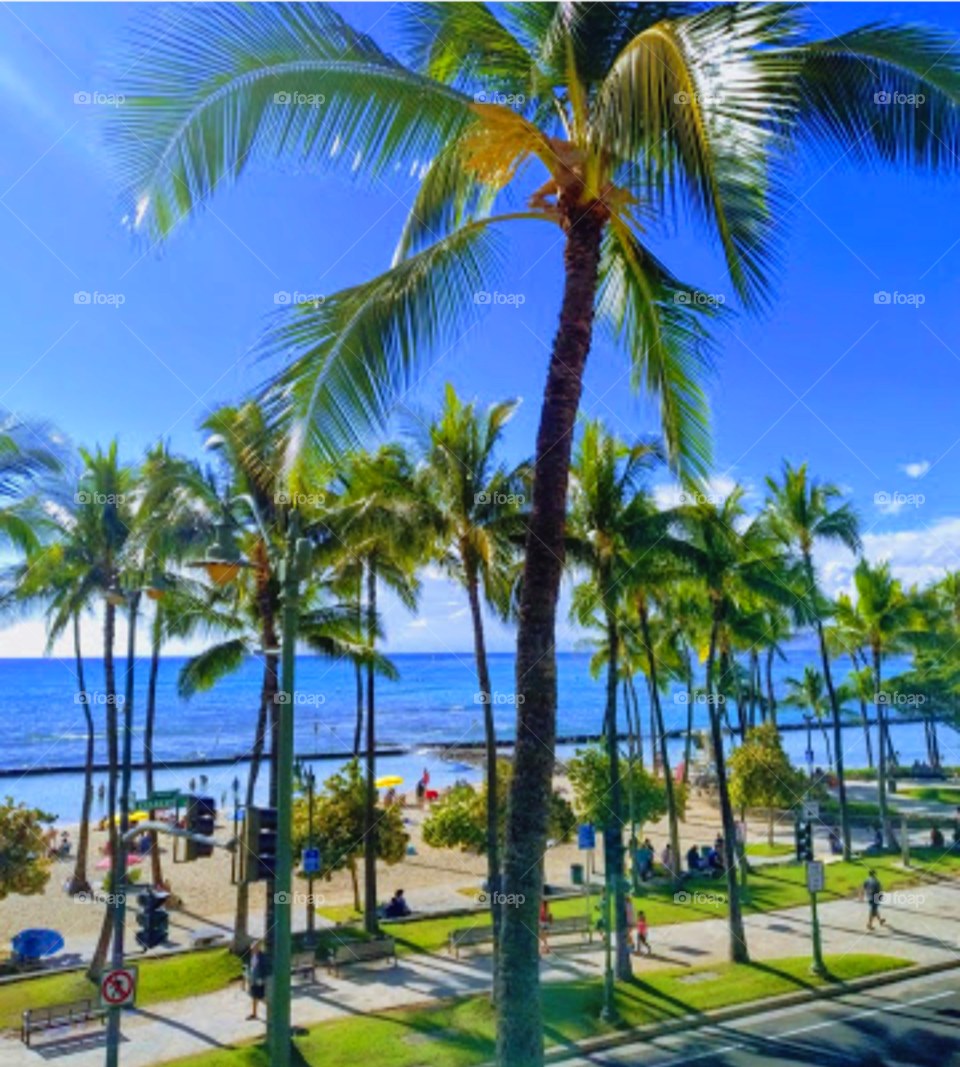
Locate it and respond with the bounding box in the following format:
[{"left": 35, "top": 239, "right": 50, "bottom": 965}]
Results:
[
  {"left": 802, "top": 800, "right": 820, "bottom": 821},
  {"left": 577, "top": 824, "right": 596, "bottom": 851},
  {"left": 806, "top": 860, "right": 825, "bottom": 894},
  {"left": 100, "top": 966, "right": 138, "bottom": 1009},
  {"left": 302, "top": 847, "right": 321, "bottom": 874},
  {"left": 804, "top": 749, "right": 815, "bottom": 763}
]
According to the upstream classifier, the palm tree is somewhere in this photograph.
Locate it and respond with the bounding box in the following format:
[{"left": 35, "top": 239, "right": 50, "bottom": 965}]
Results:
[
  {"left": 764, "top": 462, "right": 860, "bottom": 859},
  {"left": 568, "top": 420, "right": 662, "bottom": 987},
  {"left": 680, "top": 488, "right": 797, "bottom": 963},
  {"left": 70, "top": 443, "right": 139, "bottom": 980},
  {"left": 320, "top": 446, "right": 428, "bottom": 934},
  {"left": 108, "top": 5, "right": 960, "bottom": 1057},
  {"left": 783, "top": 666, "right": 834, "bottom": 767},
  {"left": 0, "top": 413, "right": 65, "bottom": 553},
  {"left": 416, "top": 383, "right": 524, "bottom": 991},
  {"left": 837, "top": 560, "right": 926, "bottom": 849}
]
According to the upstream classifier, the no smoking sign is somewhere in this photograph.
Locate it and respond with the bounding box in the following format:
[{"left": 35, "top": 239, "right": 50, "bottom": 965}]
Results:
[{"left": 100, "top": 966, "right": 138, "bottom": 1009}]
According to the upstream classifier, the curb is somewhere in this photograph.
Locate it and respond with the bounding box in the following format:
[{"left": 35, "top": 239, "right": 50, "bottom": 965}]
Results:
[{"left": 538, "top": 956, "right": 960, "bottom": 1064}]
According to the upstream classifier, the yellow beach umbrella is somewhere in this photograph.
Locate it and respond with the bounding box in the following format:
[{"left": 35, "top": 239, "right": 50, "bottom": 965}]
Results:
[
  {"left": 375, "top": 776, "right": 403, "bottom": 789},
  {"left": 112, "top": 810, "right": 151, "bottom": 824}
]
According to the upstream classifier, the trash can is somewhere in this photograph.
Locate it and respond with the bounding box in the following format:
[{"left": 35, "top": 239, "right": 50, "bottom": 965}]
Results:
[{"left": 570, "top": 863, "right": 584, "bottom": 886}]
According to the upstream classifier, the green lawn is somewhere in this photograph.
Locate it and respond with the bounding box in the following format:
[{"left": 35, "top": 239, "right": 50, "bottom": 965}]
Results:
[
  {"left": 159, "top": 954, "right": 910, "bottom": 1067},
  {"left": 0, "top": 949, "right": 242, "bottom": 1031},
  {"left": 902, "top": 786, "right": 960, "bottom": 806},
  {"left": 743, "top": 842, "right": 794, "bottom": 857}
]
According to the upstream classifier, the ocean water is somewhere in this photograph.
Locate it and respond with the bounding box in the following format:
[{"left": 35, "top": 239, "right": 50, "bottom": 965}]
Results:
[{"left": 0, "top": 646, "right": 950, "bottom": 822}]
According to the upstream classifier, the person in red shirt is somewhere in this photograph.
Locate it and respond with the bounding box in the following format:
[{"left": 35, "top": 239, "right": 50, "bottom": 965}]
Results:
[
  {"left": 635, "top": 910, "right": 651, "bottom": 956},
  {"left": 539, "top": 898, "right": 553, "bottom": 957}
]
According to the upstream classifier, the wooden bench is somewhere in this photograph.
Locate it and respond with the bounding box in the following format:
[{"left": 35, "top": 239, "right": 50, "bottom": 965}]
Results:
[
  {"left": 21, "top": 999, "right": 107, "bottom": 1047},
  {"left": 291, "top": 948, "right": 317, "bottom": 983},
  {"left": 450, "top": 915, "right": 593, "bottom": 957},
  {"left": 326, "top": 937, "right": 397, "bottom": 975},
  {"left": 449, "top": 925, "right": 493, "bottom": 957}
]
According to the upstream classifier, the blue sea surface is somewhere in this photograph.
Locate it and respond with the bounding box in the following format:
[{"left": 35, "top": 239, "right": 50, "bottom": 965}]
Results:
[{"left": 0, "top": 647, "right": 951, "bottom": 822}]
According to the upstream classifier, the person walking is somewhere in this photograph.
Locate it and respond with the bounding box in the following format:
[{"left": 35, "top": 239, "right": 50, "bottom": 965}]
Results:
[
  {"left": 635, "top": 910, "right": 651, "bottom": 956},
  {"left": 246, "top": 941, "right": 269, "bottom": 1020},
  {"left": 539, "top": 898, "right": 553, "bottom": 957},
  {"left": 863, "top": 870, "right": 886, "bottom": 931}
]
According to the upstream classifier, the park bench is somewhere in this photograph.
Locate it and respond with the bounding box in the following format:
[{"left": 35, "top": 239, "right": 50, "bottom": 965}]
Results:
[
  {"left": 547, "top": 915, "right": 592, "bottom": 942},
  {"left": 190, "top": 927, "right": 227, "bottom": 949},
  {"left": 448, "top": 925, "right": 493, "bottom": 957},
  {"left": 326, "top": 937, "right": 397, "bottom": 975},
  {"left": 291, "top": 948, "right": 317, "bottom": 983},
  {"left": 21, "top": 999, "right": 107, "bottom": 1047}
]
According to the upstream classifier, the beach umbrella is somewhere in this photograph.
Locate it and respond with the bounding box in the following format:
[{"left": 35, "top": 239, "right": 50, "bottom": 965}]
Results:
[
  {"left": 375, "top": 776, "right": 403, "bottom": 788},
  {"left": 12, "top": 929, "right": 64, "bottom": 960}
]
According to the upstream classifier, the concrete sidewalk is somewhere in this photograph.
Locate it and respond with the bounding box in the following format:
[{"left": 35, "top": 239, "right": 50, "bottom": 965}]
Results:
[{"left": 5, "top": 876, "right": 960, "bottom": 1067}]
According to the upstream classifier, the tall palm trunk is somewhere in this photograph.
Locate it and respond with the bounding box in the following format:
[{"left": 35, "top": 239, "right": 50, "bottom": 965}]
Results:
[
  {"left": 498, "top": 199, "right": 606, "bottom": 1067},
  {"left": 873, "top": 644, "right": 897, "bottom": 849},
  {"left": 253, "top": 544, "right": 280, "bottom": 948},
  {"left": 602, "top": 608, "right": 630, "bottom": 983},
  {"left": 682, "top": 650, "right": 694, "bottom": 784},
  {"left": 851, "top": 653, "right": 874, "bottom": 769},
  {"left": 364, "top": 557, "right": 379, "bottom": 934},
  {"left": 466, "top": 562, "right": 501, "bottom": 997},
  {"left": 627, "top": 675, "right": 644, "bottom": 770},
  {"left": 806, "top": 550, "right": 852, "bottom": 859},
  {"left": 706, "top": 614, "right": 749, "bottom": 963},
  {"left": 68, "top": 614, "right": 94, "bottom": 896},
  {"left": 232, "top": 688, "right": 269, "bottom": 953},
  {"left": 146, "top": 607, "right": 164, "bottom": 887},
  {"left": 637, "top": 599, "right": 680, "bottom": 884},
  {"left": 748, "top": 650, "right": 759, "bottom": 729},
  {"left": 354, "top": 589, "right": 364, "bottom": 757},
  {"left": 765, "top": 646, "right": 777, "bottom": 727},
  {"left": 89, "top": 597, "right": 118, "bottom": 980}
]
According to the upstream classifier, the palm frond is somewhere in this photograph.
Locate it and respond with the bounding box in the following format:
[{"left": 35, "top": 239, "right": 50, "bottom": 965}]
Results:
[
  {"left": 178, "top": 638, "right": 250, "bottom": 699},
  {"left": 596, "top": 220, "right": 716, "bottom": 476},
  {"left": 107, "top": 2, "right": 474, "bottom": 240},
  {"left": 260, "top": 222, "right": 504, "bottom": 471}
]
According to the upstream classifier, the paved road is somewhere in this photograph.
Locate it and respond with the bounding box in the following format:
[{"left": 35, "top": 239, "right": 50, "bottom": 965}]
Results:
[{"left": 568, "top": 969, "right": 960, "bottom": 1067}]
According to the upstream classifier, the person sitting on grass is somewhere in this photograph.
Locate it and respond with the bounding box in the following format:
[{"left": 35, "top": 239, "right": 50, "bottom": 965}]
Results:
[
  {"left": 686, "top": 844, "right": 703, "bottom": 873},
  {"left": 931, "top": 825, "right": 945, "bottom": 848},
  {"left": 384, "top": 888, "right": 411, "bottom": 918}
]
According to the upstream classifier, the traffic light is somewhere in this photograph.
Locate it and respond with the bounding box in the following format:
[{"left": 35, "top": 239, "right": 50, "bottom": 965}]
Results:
[
  {"left": 795, "top": 820, "right": 814, "bottom": 862},
  {"left": 135, "top": 888, "right": 170, "bottom": 949},
  {"left": 243, "top": 806, "right": 277, "bottom": 883},
  {"left": 186, "top": 796, "right": 217, "bottom": 860}
]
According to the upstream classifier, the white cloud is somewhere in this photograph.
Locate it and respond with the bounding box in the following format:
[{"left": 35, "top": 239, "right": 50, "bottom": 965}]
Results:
[
  {"left": 653, "top": 474, "right": 741, "bottom": 510},
  {"left": 901, "top": 460, "right": 930, "bottom": 479},
  {"left": 448, "top": 608, "right": 469, "bottom": 620}
]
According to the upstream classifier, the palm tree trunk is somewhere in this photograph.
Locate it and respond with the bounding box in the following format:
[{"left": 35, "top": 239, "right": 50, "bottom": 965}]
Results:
[
  {"left": 637, "top": 598, "right": 680, "bottom": 885},
  {"left": 232, "top": 687, "right": 269, "bottom": 954},
  {"left": 622, "top": 679, "right": 638, "bottom": 869},
  {"left": 873, "top": 644, "right": 897, "bottom": 849},
  {"left": 465, "top": 563, "right": 501, "bottom": 998},
  {"left": 748, "top": 650, "right": 758, "bottom": 730},
  {"left": 627, "top": 675, "right": 644, "bottom": 770},
  {"left": 354, "top": 591, "right": 364, "bottom": 757},
  {"left": 146, "top": 607, "right": 163, "bottom": 887},
  {"left": 808, "top": 563, "right": 852, "bottom": 859},
  {"left": 648, "top": 678, "right": 659, "bottom": 776},
  {"left": 88, "top": 597, "right": 118, "bottom": 980},
  {"left": 706, "top": 614, "right": 749, "bottom": 963},
  {"left": 498, "top": 199, "right": 606, "bottom": 1067},
  {"left": 851, "top": 653, "right": 874, "bottom": 769},
  {"left": 68, "top": 614, "right": 93, "bottom": 896},
  {"left": 364, "top": 557, "right": 379, "bottom": 935},
  {"left": 766, "top": 646, "right": 777, "bottom": 727},
  {"left": 602, "top": 609, "right": 630, "bottom": 983},
  {"left": 682, "top": 650, "right": 694, "bottom": 785}
]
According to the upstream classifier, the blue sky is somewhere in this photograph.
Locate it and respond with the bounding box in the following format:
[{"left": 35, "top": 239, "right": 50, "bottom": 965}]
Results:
[{"left": 3, "top": 1, "right": 960, "bottom": 658}]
